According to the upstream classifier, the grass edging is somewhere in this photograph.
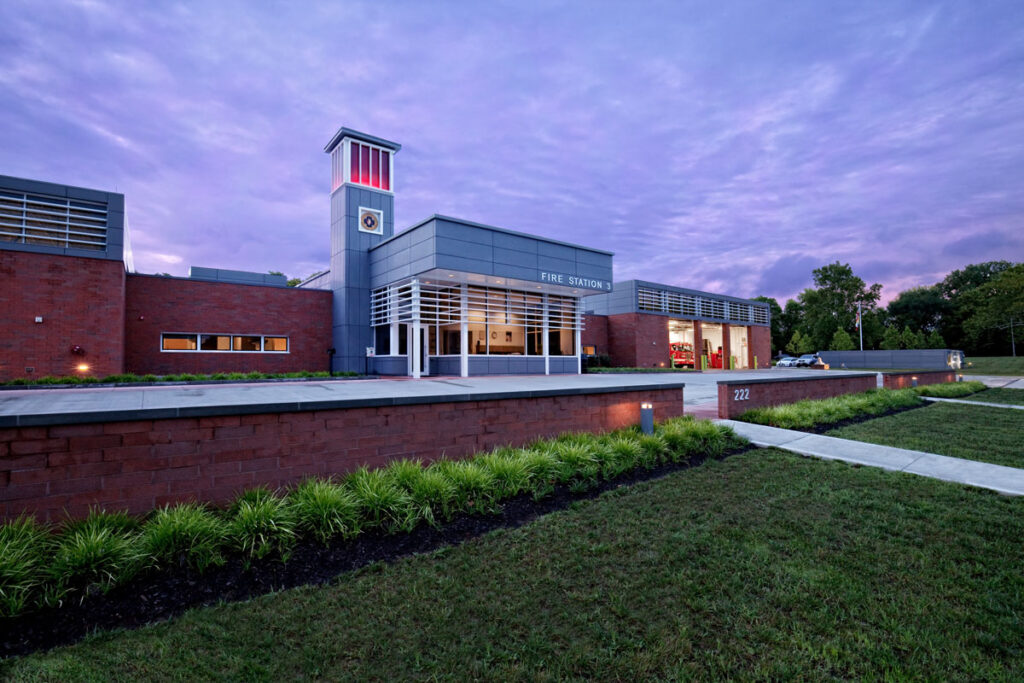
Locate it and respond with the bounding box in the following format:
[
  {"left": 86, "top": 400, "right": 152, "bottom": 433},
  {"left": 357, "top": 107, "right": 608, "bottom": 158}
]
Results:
[
  {"left": 0, "top": 417, "right": 746, "bottom": 657},
  {"left": 736, "top": 382, "right": 987, "bottom": 431},
  {"left": 0, "top": 370, "right": 361, "bottom": 390}
]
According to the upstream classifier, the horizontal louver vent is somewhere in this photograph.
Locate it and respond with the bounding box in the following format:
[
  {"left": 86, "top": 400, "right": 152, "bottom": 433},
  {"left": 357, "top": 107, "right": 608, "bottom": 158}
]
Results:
[
  {"left": 0, "top": 190, "right": 107, "bottom": 251},
  {"left": 637, "top": 286, "right": 767, "bottom": 325}
]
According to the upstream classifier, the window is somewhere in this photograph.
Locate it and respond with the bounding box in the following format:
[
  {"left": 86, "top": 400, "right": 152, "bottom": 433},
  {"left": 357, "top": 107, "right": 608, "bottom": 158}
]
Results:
[
  {"left": 162, "top": 334, "right": 197, "bottom": 351},
  {"left": 232, "top": 336, "right": 261, "bottom": 351},
  {"left": 348, "top": 141, "right": 393, "bottom": 191},
  {"left": 160, "top": 333, "right": 289, "bottom": 353},
  {"left": 200, "top": 335, "right": 230, "bottom": 351}
]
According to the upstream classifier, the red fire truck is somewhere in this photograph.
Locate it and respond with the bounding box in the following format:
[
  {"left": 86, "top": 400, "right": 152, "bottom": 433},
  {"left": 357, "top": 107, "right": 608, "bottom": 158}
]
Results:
[{"left": 670, "top": 342, "right": 694, "bottom": 368}]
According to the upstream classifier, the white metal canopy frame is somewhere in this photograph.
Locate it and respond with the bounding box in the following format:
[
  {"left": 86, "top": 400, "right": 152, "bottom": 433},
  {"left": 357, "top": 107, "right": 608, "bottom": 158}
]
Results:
[{"left": 370, "top": 277, "right": 584, "bottom": 377}]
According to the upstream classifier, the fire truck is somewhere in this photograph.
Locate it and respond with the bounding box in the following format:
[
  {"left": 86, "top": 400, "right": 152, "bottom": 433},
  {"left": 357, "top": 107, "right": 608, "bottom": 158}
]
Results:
[{"left": 670, "top": 342, "right": 694, "bottom": 368}]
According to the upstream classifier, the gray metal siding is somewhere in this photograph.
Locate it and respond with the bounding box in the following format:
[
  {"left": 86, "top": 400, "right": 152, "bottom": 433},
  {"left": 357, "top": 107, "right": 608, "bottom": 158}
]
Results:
[{"left": 817, "top": 350, "right": 963, "bottom": 370}]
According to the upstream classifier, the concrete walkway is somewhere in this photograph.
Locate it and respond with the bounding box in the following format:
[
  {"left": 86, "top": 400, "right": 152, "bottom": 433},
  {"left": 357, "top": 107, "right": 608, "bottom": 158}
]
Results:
[
  {"left": 717, "top": 419, "right": 1024, "bottom": 496},
  {"left": 922, "top": 396, "right": 1024, "bottom": 410}
]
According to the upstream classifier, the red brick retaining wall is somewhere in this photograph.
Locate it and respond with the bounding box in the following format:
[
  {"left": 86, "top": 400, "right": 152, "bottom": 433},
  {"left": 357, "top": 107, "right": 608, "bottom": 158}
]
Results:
[
  {"left": 1, "top": 388, "right": 684, "bottom": 522},
  {"left": 718, "top": 375, "right": 876, "bottom": 419},
  {"left": 882, "top": 370, "right": 955, "bottom": 389}
]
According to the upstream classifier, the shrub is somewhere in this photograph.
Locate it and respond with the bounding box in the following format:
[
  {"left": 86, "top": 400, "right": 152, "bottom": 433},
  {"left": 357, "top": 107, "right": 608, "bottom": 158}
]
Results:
[
  {"left": 738, "top": 388, "right": 921, "bottom": 430},
  {"left": 141, "top": 503, "right": 228, "bottom": 571},
  {"left": 476, "top": 450, "right": 533, "bottom": 499},
  {"left": 227, "top": 493, "right": 297, "bottom": 560},
  {"left": 914, "top": 381, "right": 985, "bottom": 398},
  {"left": 48, "top": 511, "right": 143, "bottom": 603},
  {"left": 346, "top": 467, "right": 417, "bottom": 532},
  {"left": 288, "top": 479, "right": 361, "bottom": 543},
  {"left": 385, "top": 460, "right": 456, "bottom": 526},
  {"left": 0, "top": 517, "right": 51, "bottom": 617},
  {"left": 431, "top": 459, "right": 497, "bottom": 514},
  {"left": 549, "top": 441, "right": 600, "bottom": 484}
]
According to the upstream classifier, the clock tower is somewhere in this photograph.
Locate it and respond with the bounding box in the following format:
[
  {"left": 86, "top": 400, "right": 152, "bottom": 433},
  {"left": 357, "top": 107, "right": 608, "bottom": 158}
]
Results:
[{"left": 324, "top": 127, "right": 401, "bottom": 374}]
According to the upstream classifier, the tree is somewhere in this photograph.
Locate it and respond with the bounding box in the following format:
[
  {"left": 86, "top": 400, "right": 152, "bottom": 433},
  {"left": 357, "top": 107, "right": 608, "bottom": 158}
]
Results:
[
  {"left": 886, "top": 286, "right": 949, "bottom": 333},
  {"left": 926, "top": 329, "right": 945, "bottom": 349},
  {"left": 960, "top": 264, "right": 1024, "bottom": 356},
  {"left": 880, "top": 326, "right": 901, "bottom": 350},
  {"left": 797, "top": 333, "right": 817, "bottom": 354},
  {"left": 786, "top": 330, "right": 804, "bottom": 355},
  {"left": 780, "top": 299, "right": 803, "bottom": 350},
  {"left": 797, "top": 262, "right": 882, "bottom": 351},
  {"left": 752, "top": 296, "right": 784, "bottom": 354},
  {"left": 829, "top": 329, "right": 855, "bottom": 351},
  {"left": 899, "top": 325, "right": 925, "bottom": 350},
  {"left": 937, "top": 261, "right": 1014, "bottom": 354},
  {"left": 286, "top": 277, "right": 302, "bottom": 287}
]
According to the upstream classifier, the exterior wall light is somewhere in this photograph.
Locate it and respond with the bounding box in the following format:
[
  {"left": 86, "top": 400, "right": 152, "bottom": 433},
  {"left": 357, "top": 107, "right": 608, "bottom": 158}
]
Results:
[
  {"left": 76, "top": 364, "right": 90, "bottom": 372},
  {"left": 640, "top": 402, "right": 654, "bottom": 435}
]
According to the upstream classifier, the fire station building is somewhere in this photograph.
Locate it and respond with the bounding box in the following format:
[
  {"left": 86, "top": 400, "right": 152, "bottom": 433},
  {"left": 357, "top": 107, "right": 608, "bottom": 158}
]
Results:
[{"left": 0, "top": 127, "right": 770, "bottom": 381}]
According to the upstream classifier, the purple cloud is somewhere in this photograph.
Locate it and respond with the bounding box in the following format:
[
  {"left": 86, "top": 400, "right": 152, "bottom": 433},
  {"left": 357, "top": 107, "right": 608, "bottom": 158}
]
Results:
[{"left": 1, "top": 0, "right": 1022, "bottom": 302}]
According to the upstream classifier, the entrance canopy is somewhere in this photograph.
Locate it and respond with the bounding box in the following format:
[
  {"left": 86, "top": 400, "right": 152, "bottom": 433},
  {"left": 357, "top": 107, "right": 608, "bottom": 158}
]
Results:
[{"left": 369, "top": 215, "right": 613, "bottom": 295}]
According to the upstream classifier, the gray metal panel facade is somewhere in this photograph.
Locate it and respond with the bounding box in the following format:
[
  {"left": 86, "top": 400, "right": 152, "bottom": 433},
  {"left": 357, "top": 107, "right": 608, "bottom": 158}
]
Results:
[
  {"left": 188, "top": 266, "right": 287, "bottom": 287},
  {"left": 371, "top": 216, "right": 612, "bottom": 292},
  {"left": 582, "top": 279, "right": 770, "bottom": 327},
  {"left": 330, "top": 179, "right": 397, "bottom": 374},
  {"left": 0, "top": 175, "right": 126, "bottom": 263}
]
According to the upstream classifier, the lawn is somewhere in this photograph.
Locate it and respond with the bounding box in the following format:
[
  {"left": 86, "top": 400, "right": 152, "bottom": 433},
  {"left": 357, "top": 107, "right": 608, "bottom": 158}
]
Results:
[
  {"left": 827, "top": 402, "right": 1024, "bottom": 468},
  {"left": 4, "top": 449, "right": 1023, "bottom": 681},
  {"left": 962, "top": 356, "right": 1024, "bottom": 376},
  {"left": 960, "top": 387, "right": 1024, "bottom": 406}
]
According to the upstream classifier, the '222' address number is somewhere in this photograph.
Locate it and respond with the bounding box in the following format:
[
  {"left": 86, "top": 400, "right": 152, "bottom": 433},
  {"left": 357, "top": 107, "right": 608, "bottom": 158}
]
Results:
[{"left": 733, "top": 388, "right": 750, "bottom": 401}]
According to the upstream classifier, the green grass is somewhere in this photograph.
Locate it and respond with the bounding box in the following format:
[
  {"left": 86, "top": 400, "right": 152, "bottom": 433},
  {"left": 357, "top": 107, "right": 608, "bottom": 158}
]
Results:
[
  {"left": 827, "top": 402, "right": 1024, "bottom": 468},
  {"left": 913, "top": 380, "right": 986, "bottom": 398},
  {"left": 4, "top": 449, "right": 1024, "bottom": 680},
  {"left": 962, "top": 356, "right": 1024, "bottom": 376},
  {"left": 959, "top": 387, "right": 1024, "bottom": 406},
  {"left": 0, "top": 370, "right": 352, "bottom": 387}
]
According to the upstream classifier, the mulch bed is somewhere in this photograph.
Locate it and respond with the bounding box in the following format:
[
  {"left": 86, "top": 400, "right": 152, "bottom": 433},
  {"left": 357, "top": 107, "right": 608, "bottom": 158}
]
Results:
[{"left": 0, "top": 446, "right": 751, "bottom": 660}]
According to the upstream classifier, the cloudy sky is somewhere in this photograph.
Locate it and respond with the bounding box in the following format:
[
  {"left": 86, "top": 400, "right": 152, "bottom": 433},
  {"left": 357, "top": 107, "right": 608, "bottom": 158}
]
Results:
[{"left": 2, "top": 0, "right": 1022, "bottom": 302}]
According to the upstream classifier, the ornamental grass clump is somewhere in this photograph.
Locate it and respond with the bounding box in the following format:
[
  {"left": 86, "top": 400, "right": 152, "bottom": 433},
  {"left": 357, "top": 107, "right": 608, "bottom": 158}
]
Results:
[
  {"left": 48, "top": 510, "right": 144, "bottom": 604},
  {"left": 475, "top": 450, "right": 533, "bottom": 499},
  {"left": 0, "top": 517, "right": 51, "bottom": 617},
  {"left": 346, "top": 467, "right": 418, "bottom": 532},
  {"left": 288, "top": 479, "right": 362, "bottom": 544},
  {"left": 228, "top": 490, "right": 297, "bottom": 560},
  {"left": 432, "top": 459, "right": 497, "bottom": 514},
  {"left": 386, "top": 461, "right": 457, "bottom": 526},
  {"left": 141, "top": 503, "right": 228, "bottom": 571}
]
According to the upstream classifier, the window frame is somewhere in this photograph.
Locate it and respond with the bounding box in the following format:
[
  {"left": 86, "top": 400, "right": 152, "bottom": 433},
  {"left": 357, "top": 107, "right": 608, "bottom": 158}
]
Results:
[{"left": 160, "top": 333, "right": 290, "bottom": 354}]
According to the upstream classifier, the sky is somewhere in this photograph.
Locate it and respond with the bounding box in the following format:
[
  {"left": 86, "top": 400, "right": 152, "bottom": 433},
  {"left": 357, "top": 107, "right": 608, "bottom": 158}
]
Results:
[{"left": 2, "top": 0, "right": 1023, "bottom": 304}]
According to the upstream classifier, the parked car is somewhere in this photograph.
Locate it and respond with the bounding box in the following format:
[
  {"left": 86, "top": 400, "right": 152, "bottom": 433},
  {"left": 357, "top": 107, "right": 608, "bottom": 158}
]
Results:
[
  {"left": 794, "top": 354, "right": 820, "bottom": 367},
  {"left": 775, "top": 356, "right": 797, "bottom": 367}
]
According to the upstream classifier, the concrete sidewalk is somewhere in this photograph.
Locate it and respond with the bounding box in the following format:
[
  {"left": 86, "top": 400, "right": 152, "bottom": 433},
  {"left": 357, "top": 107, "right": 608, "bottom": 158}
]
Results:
[
  {"left": 717, "top": 419, "right": 1024, "bottom": 496},
  {"left": 922, "top": 396, "right": 1024, "bottom": 410}
]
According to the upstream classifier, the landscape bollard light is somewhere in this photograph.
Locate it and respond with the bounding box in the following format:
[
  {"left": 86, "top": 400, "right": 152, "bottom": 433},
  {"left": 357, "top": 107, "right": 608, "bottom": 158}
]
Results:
[
  {"left": 911, "top": 376, "right": 918, "bottom": 388},
  {"left": 640, "top": 402, "right": 654, "bottom": 435},
  {"left": 958, "top": 374, "right": 964, "bottom": 382}
]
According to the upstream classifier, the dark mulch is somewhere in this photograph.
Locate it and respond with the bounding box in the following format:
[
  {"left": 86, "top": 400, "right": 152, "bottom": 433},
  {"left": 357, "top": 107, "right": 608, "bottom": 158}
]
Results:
[{"left": 0, "top": 446, "right": 751, "bottom": 660}]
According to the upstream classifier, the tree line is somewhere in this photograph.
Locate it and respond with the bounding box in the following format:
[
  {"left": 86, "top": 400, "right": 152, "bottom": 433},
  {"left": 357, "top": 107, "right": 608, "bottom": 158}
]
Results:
[{"left": 754, "top": 261, "right": 1023, "bottom": 356}]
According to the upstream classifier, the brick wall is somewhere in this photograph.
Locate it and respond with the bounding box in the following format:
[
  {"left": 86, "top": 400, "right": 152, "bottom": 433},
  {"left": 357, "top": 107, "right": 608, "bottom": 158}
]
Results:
[
  {"left": 882, "top": 370, "right": 955, "bottom": 389},
  {"left": 749, "top": 325, "right": 771, "bottom": 369},
  {"left": 0, "top": 387, "right": 685, "bottom": 522},
  {"left": 718, "top": 375, "right": 876, "bottom": 419},
  {"left": 607, "top": 313, "right": 670, "bottom": 368},
  {"left": 124, "top": 275, "right": 333, "bottom": 375},
  {"left": 0, "top": 251, "right": 125, "bottom": 381},
  {"left": 582, "top": 314, "right": 609, "bottom": 355}
]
